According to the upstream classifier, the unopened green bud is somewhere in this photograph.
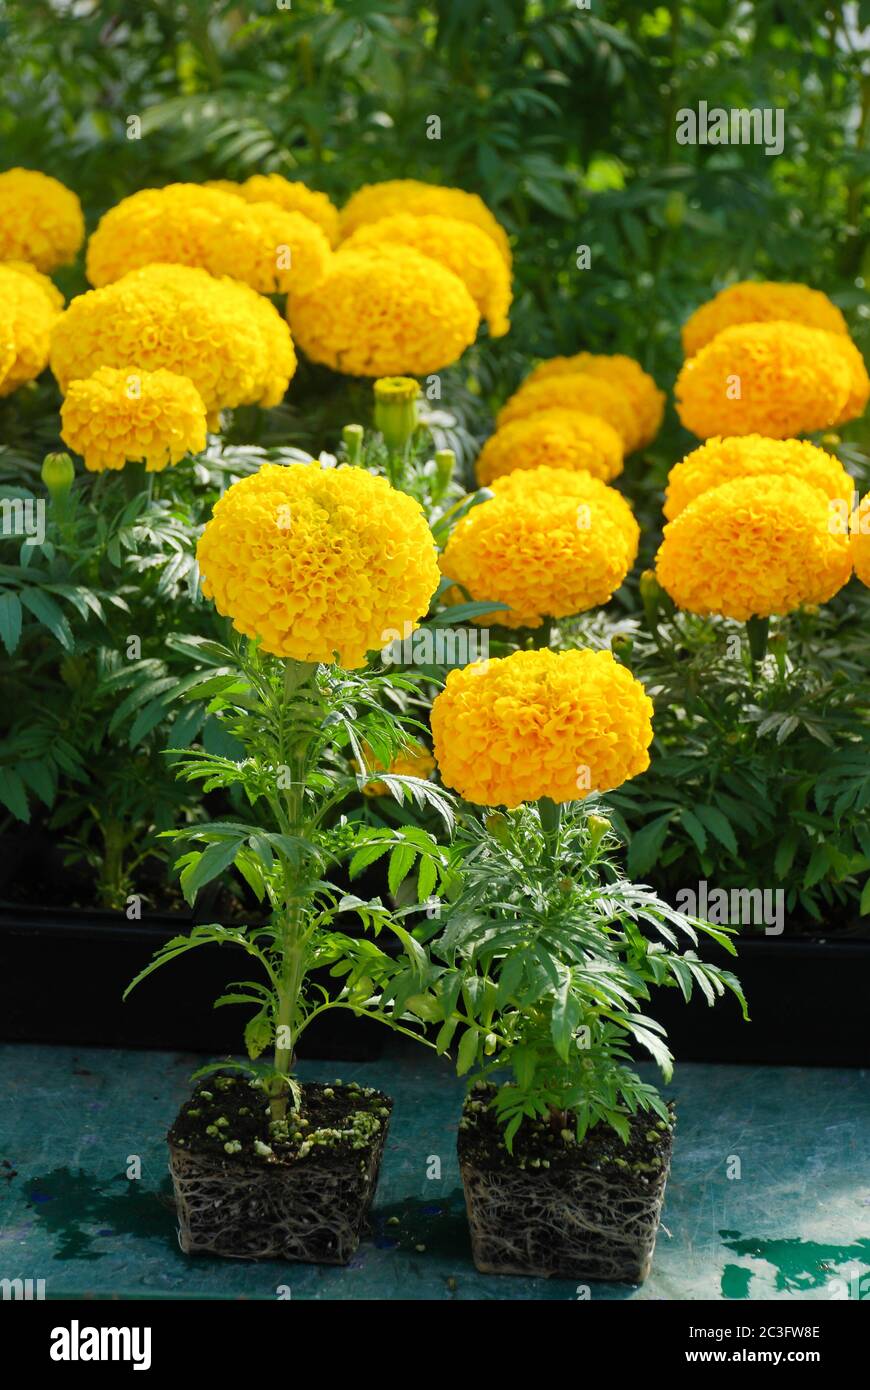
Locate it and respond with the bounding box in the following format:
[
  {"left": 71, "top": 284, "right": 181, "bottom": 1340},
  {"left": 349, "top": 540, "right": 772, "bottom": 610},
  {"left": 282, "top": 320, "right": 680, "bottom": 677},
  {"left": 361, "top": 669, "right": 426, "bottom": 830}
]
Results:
[
  {"left": 586, "top": 814, "right": 612, "bottom": 855},
  {"left": 485, "top": 811, "right": 511, "bottom": 846},
  {"left": 611, "top": 632, "right": 633, "bottom": 657},
  {"left": 342, "top": 423, "right": 364, "bottom": 465},
  {"left": 433, "top": 448, "right": 455, "bottom": 498},
  {"left": 484, "top": 1032, "right": 498, "bottom": 1056},
  {"left": 374, "top": 377, "right": 419, "bottom": 452},
  {"left": 42, "top": 451, "right": 75, "bottom": 498}
]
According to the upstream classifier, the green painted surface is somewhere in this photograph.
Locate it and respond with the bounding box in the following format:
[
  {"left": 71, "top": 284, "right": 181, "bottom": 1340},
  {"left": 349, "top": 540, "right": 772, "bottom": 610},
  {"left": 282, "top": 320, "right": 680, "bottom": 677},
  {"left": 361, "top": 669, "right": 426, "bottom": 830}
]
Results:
[{"left": 1, "top": 1044, "right": 868, "bottom": 1301}]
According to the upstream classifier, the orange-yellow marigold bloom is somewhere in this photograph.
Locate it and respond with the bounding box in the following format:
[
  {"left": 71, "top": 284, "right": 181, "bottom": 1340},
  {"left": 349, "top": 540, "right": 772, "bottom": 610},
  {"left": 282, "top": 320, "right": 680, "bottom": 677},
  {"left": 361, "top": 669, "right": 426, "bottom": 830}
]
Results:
[
  {"left": 441, "top": 466, "right": 639, "bottom": 629},
  {"left": 0, "top": 261, "right": 63, "bottom": 396},
  {"left": 496, "top": 374, "right": 639, "bottom": 450},
  {"left": 60, "top": 366, "right": 207, "bottom": 472},
  {"left": 286, "top": 246, "right": 479, "bottom": 377},
  {"left": 86, "top": 183, "right": 332, "bottom": 295},
  {"left": 196, "top": 462, "right": 441, "bottom": 667},
  {"left": 340, "top": 179, "right": 511, "bottom": 267},
  {"left": 343, "top": 213, "right": 511, "bottom": 337},
  {"left": 475, "top": 409, "right": 624, "bottom": 487},
  {"left": 50, "top": 263, "right": 295, "bottom": 424},
  {"left": 431, "top": 647, "right": 653, "bottom": 808},
  {"left": 850, "top": 494, "right": 870, "bottom": 589},
  {"left": 675, "top": 323, "right": 853, "bottom": 440},
  {"left": 682, "top": 281, "right": 849, "bottom": 357},
  {"left": 0, "top": 168, "right": 84, "bottom": 271},
  {"left": 239, "top": 174, "right": 341, "bottom": 247},
  {"left": 830, "top": 334, "right": 870, "bottom": 424},
  {"left": 526, "top": 353, "right": 665, "bottom": 449},
  {"left": 656, "top": 475, "right": 852, "bottom": 620},
  {"left": 664, "top": 435, "right": 855, "bottom": 521}
]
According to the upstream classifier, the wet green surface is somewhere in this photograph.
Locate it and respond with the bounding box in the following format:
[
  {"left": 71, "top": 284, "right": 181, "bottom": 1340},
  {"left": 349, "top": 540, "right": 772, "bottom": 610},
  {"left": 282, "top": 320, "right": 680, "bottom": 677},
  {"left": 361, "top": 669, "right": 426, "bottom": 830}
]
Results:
[{"left": 1, "top": 1044, "right": 868, "bottom": 1300}]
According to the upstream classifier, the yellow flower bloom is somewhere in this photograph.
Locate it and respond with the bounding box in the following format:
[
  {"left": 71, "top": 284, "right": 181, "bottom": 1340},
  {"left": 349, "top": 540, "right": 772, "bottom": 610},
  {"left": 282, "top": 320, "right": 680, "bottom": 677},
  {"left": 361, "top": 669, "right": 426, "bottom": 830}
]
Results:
[
  {"left": 656, "top": 475, "right": 852, "bottom": 620},
  {"left": 196, "top": 462, "right": 441, "bottom": 667},
  {"left": 675, "top": 323, "right": 853, "bottom": 439},
  {"left": 526, "top": 353, "right": 665, "bottom": 448},
  {"left": 340, "top": 179, "right": 511, "bottom": 267},
  {"left": 682, "top": 281, "right": 849, "bottom": 357},
  {"left": 496, "top": 374, "right": 639, "bottom": 450},
  {"left": 431, "top": 648, "right": 653, "bottom": 808},
  {"left": 0, "top": 261, "right": 63, "bottom": 397},
  {"left": 664, "top": 435, "right": 854, "bottom": 521},
  {"left": 850, "top": 494, "right": 870, "bottom": 589},
  {"left": 359, "top": 740, "right": 436, "bottom": 797},
  {"left": 60, "top": 366, "right": 207, "bottom": 472},
  {"left": 831, "top": 334, "right": 870, "bottom": 424},
  {"left": 0, "top": 168, "right": 84, "bottom": 271},
  {"left": 86, "top": 183, "right": 332, "bottom": 296},
  {"left": 50, "top": 263, "right": 296, "bottom": 424},
  {"left": 440, "top": 465, "right": 639, "bottom": 629},
  {"left": 239, "top": 174, "right": 341, "bottom": 247},
  {"left": 343, "top": 213, "right": 511, "bottom": 337},
  {"left": 0, "top": 312, "right": 16, "bottom": 390},
  {"left": 286, "top": 246, "right": 479, "bottom": 377},
  {"left": 476, "top": 409, "right": 624, "bottom": 487}
]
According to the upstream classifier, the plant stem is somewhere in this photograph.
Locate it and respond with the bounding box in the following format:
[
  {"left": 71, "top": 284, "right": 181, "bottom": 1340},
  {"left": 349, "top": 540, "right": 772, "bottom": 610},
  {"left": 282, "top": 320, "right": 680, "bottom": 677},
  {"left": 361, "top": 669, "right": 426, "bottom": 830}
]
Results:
[
  {"left": 746, "top": 616, "right": 769, "bottom": 668},
  {"left": 269, "top": 658, "right": 317, "bottom": 1124}
]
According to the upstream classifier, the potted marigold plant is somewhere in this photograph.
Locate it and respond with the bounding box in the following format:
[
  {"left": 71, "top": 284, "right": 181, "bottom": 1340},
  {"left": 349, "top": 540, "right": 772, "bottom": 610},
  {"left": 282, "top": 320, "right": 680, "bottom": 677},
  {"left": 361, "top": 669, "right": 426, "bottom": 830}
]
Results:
[
  {"left": 125, "top": 460, "right": 452, "bottom": 1264},
  {"left": 425, "top": 648, "right": 746, "bottom": 1282}
]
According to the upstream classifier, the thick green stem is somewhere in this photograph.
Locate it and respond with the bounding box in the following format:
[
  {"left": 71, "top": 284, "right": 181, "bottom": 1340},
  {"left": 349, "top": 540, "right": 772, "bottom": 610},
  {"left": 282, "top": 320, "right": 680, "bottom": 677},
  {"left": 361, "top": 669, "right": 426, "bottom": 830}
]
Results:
[
  {"left": 269, "top": 659, "right": 317, "bottom": 1124},
  {"left": 746, "top": 616, "right": 769, "bottom": 668}
]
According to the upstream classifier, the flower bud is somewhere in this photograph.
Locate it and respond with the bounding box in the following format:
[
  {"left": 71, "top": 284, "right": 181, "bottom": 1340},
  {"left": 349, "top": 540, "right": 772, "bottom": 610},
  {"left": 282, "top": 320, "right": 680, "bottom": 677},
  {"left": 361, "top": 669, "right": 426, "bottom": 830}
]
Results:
[
  {"left": 42, "top": 451, "right": 75, "bottom": 499},
  {"left": 374, "top": 376, "right": 419, "bottom": 452},
  {"left": 485, "top": 811, "right": 511, "bottom": 846},
  {"left": 342, "top": 423, "right": 364, "bottom": 466},
  {"left": 433, "top": 448, "right": 455, "bottom": 498},
  {"left": 586, "top": 813, "right": 612, "bottom": 855}
]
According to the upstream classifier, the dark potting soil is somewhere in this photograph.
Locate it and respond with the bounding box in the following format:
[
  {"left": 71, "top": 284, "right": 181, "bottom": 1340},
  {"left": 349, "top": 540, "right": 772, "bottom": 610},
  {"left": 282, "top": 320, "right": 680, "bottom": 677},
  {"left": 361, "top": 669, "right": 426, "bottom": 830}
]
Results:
[
  {"left": 457, "top": 1081, "right": 675, "bottom": 1180},
  {"left": 169, "top": 1073, "right": 393, "bottom": 1168}
]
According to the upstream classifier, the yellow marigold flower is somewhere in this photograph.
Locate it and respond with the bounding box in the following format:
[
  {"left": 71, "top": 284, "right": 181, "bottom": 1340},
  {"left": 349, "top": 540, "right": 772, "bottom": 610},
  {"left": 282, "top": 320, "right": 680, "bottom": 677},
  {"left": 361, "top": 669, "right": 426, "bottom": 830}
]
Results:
[
  {"left": 441, "top": 466, "right": 639, "bottom": 629},
  {"left": 682, "top": 281, "right": 849, "bottom": 357},
  {"left": 240, "top": 174, "right": 341, "bottom": 248},
  {"left": 526, "top": 353, "right": 665, "bottom": 448},
  {"left": 656, "top": 475, "right": 852, "bottom": 620},
  {"left": 496, "top": 374, "right": 639, "bottom": 450},
  {"left": 203, "top": 179, "right": 244, "bottom": 198},
  {"left": 431, "top": 648, "right": 653, "bottom": 808},
  {"left": 50, "top": 263, "right": 295, "bottom": 425},
  {"left": 0, "top": 168, "right": 84, "bottom": 272},
  {"left": 340, "top": 179, "right": 511, "bottom": 267},
  {"left": 359, "top": 740, "right": 436, "bottom": 797},
  {"left": 664, "top": 435, "right": 855, "bottom": 521},
  {"left": 850, "top": 494, "right": 870, "bottom": 589},
  {"left": 286, "top": 246, "right": 479, "bottom": 377},
  {"left": 476, "top": 409, "right": 624, "bottom": 487},
  {"left": 0, "top": 261, "right": 63, "bottom": 397},
  {"left": 675, "top": 323, "right": 853, "bottom": 440},
  {"left": 196, "top": 462, "right": 440, "bottom": 667},
  {"left": 60, "top": 366, "right": 207, "bottom": 473},
  {"left": 343, "top": 213, "right": 511, "bottom": 337},
  {"left": 0, "top": 312, "right": 15, "bottom": 390},
  {"left": 86, "top": 183, "right": 332, "bottom": 296},
  {"left": 830, "top": 334, "right": 870, "bottom": 424}
]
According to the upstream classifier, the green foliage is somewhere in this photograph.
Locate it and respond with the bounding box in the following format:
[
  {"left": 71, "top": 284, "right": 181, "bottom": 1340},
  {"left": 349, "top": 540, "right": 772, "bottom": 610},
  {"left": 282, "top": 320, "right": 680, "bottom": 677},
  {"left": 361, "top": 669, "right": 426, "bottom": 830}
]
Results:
[{"left": 426, "top": 800, "right": 745, "bottom": 1147}]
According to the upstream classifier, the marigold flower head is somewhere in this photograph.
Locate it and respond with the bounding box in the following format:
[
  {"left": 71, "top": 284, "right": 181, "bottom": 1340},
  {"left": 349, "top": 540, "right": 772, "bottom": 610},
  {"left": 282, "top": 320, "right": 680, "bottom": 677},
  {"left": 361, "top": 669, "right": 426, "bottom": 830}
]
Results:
[
  {"left": 476, "top": 409, "right": 624, "bottom": 487},
  {"left": 86, "top": 183, "right": 332, "bottom": 296},
  {"left": 526, "top": 353, "right": 665, "bottom": 448},
  {"left": 850, "top": 494, "right": 870, "bottom": 589},
  {"left": 50, "top": 263, "right": 295, "bottom": 425},
  {"left": 441, "top": 465, "right": 639, "bottom": 629},
  {"left": 496, "top": 374, "right": 639, "bottom": 450},
  {"left": 675, "top": 323, "right": 854, "bottom": 439},
  {"left": 286, "top": 246, "right": 479, "bottom": 377},
  {"left": 0, "top": 168, "right": 84, "bottom": 271},
  {"left": 360, "top": 740, "right": 435, "bottom": 797},
  {"left": 656, "top": 475, "right": 852, "bottom": 620},
  {"left": 830, "top": 334, "right": 870, "bottom": 424},
  {"left": 682, "top": 281, "right": 849, "bottom": 357},
  {"left": 431, "top": 647, "right": 653, "bottom": 808},
  {"left": 60, "top": 366, "right": 207, "bottom": 472},
  {"left": 0, "top": 261, "right": 63, "bottom": 396},
  {"left": 238, "top": 175, "right": 340, "bottom": 247},
  {"left": 196, "top": 462, "right": 440, "bottom": 666},
  {"left": 340, "top": 179, "right": 511, "bottom": 267},
  {"left": 343, "top": 213, "right": 511, "bottom": 337},
  {"left": 664, "top": 435, "right": 854, "bottom": 521}
]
